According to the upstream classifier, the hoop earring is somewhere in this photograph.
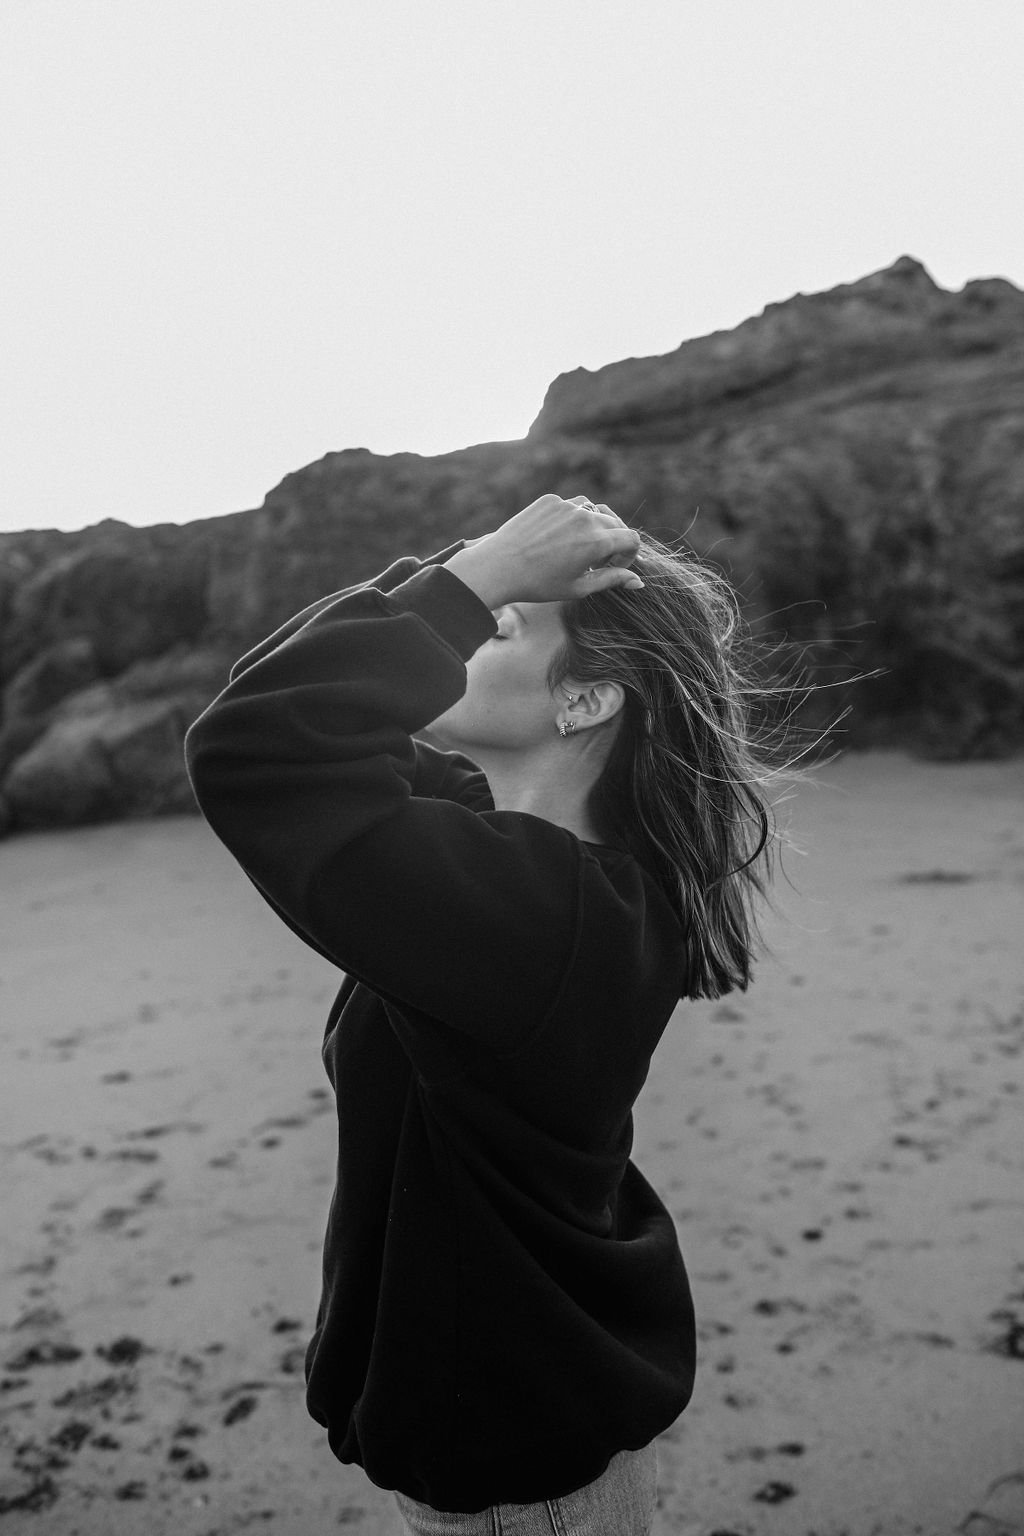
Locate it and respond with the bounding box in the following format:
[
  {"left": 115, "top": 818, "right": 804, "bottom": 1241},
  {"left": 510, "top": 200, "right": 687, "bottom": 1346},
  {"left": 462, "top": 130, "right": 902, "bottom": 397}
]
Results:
[{"left": 558, "top": 720, "right": 577, "bottom": 738}]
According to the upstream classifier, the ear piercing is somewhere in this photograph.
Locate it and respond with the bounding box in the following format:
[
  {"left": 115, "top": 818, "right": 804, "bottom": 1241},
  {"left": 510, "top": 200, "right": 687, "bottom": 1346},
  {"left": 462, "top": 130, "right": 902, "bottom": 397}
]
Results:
[{"left": 558, "top": 691, "right": 579, "bottom": 736}]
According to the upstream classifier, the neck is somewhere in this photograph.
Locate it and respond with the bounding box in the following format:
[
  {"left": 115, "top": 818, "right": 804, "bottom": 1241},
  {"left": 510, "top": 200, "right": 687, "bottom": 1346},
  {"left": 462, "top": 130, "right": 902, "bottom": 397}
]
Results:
[{"left": 469, "top": 739, "right": 609, "bottom": 846}]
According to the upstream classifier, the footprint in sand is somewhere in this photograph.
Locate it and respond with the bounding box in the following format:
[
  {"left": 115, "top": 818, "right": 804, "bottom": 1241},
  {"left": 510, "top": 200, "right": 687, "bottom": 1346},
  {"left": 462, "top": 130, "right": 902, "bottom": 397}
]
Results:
[
  {"left": 259, "top": 1111, "right": 315, "bottom": 1142},
  {"left": 17, "top": 1135, "right": 77, "bottom": 1165},
  {"left": 986, "top": 1292, "right": 1024, "bottom": 1360},
  {"left": 49, "top": 1420, "right": 92, "bottom": 1453},
  {"left": 14, "top": 1251, "right": 58, "bottom": 1279},
  {"left": 753, "top": 1479, "right": 798, "bottom": 1504},
  {"left": 94, "top": 1336, "right": 151, "bottom": 1366},
  {"left": 209, "top": 1093, "right": 331, "bottom": 1160},
  {"left": 5, "top": 1340, "right": 83, "bottom": 1371},
  {"left": 896, "top": 868, "right": 981, "bottom": 884},
  {"left": 47, "top": 1033, "right": 83, "bottom": 1058},
  {"left": 95, "top": 1206, "right": 144, "bottom": 1236},
  {"left": 279, "top": 1344, "right": 307, "bottom": 1374},
  {"left": 120, "top": 1121, "right": 206, "bottom": 1141},
  {"left": 52, "top": 1373, "right": 138, "bottom": 1412},
  {"left": 0, "top": 1471, "right": 61, "bottom": 1517},
  {"left": 12, "top": 1304, "right": 63, "bottom": 1330},
  {"left": 114, "top": 1481, "right": 148, "bottom": 1501},
  {"left": 726, "top": 1442, "right": 806, "bottom": 1464},
  {"left": 167, "top": 1440, "right": 211, "bottom": 1480},
  {"left": 222, "top": 1393, "right": 259, "bottom": 1426}
]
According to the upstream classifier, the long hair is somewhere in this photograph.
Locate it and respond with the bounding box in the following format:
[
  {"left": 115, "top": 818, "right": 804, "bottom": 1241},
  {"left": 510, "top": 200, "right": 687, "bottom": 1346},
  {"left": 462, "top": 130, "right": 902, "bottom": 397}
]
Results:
[{"left": 547, "top": 533, "right": 791, "bottom": 1001}]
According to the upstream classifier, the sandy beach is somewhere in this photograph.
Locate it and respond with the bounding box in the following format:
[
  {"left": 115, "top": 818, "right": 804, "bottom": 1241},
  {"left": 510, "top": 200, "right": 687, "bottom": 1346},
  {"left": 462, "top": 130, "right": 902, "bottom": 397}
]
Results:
[{"left": 1, "top": 749, "right": 1022, "bottom": 1536}]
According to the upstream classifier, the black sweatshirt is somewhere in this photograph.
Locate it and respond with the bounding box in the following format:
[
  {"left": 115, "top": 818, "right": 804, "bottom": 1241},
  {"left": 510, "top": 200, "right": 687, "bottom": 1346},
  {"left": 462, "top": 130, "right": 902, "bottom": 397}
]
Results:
[{"left": 184, "top": 548, "right": 696, "bottom": 1513}]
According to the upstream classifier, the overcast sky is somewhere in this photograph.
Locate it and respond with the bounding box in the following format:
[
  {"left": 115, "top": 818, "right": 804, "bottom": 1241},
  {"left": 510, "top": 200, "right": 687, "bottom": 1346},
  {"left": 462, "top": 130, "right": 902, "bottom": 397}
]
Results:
[{"left": 3, "top": 0, "right": 1022, "bottom": 534}]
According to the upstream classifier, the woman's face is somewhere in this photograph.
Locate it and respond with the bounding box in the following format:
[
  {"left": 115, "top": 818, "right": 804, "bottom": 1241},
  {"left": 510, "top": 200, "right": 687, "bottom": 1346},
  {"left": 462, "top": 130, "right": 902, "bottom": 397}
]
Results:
[{"left": 428, "top": 600, "right": 570, "bottom": 754}]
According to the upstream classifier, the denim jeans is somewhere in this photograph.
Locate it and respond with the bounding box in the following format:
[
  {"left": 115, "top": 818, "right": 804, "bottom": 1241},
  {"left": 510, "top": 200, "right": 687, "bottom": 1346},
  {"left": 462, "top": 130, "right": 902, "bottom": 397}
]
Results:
[{"left": 394, "top": 1442, "right": 658, "bottom": 1535}]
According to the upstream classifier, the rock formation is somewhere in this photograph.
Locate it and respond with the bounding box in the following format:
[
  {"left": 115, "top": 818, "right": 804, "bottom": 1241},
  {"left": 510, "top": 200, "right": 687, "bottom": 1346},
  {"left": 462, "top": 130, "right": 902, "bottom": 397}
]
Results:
[{"left": 2, "top": 256, "right": 1022, "bottom": 835}]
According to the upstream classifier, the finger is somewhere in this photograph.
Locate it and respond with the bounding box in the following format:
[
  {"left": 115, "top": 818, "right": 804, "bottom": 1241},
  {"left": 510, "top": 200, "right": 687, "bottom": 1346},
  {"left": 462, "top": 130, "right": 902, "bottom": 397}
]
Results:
[
  {"left": 576, "top": 566, "right": 645, "bottom": 595},
  {"left": 567, "top": 495, "right": 620, "bottom": 521},
  {"left": 594, "top": 503, "right": 628, "bottom": 529},
  {"left": 563, "top": 496, "right": 628, "bottom": 544},
  {"left": 521, "top": 493, "right": 563, "bottom": 516},
  {"left": 599, "top": 526, "right": 642, "bottom": 567}
]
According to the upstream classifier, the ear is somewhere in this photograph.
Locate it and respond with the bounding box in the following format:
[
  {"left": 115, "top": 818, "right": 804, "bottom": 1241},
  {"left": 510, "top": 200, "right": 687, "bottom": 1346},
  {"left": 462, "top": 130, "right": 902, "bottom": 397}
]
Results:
[{"left": 560, "top": 679, "right": 625, "bottom": 734}]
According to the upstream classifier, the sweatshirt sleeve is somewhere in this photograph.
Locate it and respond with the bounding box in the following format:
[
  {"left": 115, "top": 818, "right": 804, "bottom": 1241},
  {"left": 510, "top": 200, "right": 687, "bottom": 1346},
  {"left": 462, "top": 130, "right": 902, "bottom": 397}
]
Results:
[
  {"left": 183, "top": 561, "right": 585, "bottom": 1049},
  {"left": 224, "top": 543, "right": 465, "bottom": 683}
]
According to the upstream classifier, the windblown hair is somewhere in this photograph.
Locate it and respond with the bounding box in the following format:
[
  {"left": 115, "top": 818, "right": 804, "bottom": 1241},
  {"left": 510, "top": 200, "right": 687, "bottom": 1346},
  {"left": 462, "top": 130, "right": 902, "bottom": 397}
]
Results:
[{"left": 548, "top": 533, "right": 791, "bottom": 1001}]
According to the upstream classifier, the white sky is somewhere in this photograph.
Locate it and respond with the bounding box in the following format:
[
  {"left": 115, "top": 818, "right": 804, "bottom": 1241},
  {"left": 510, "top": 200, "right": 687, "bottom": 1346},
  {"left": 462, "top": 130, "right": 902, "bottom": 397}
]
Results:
[{"left": 2, "top": 0, "right": 1022, "bottom": 534}]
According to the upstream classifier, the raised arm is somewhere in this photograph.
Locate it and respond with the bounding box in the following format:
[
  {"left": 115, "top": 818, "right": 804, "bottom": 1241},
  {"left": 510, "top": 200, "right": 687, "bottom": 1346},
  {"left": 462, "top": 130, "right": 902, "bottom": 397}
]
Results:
[{"left": 183, "top": 498, "right": 644, "bottom": 1050}]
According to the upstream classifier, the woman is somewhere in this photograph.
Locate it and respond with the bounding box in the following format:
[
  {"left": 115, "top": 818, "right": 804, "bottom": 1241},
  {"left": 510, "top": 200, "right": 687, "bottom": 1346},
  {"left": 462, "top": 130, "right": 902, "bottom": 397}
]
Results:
[{"left": 184, "top": 493, "right": 777, "bottom": 1534}]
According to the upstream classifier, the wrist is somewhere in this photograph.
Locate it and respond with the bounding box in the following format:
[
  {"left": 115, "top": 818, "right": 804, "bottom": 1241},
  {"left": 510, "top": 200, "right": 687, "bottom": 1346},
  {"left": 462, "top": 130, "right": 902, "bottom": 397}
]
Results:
[{"left": 443, "top": 543, "right": 513, "bottom": 611}]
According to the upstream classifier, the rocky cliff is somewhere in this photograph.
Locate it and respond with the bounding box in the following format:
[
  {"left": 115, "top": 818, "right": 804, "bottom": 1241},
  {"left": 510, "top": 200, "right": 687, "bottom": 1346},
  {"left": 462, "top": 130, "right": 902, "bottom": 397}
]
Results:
[{"left": 2, "top": 256, "right": 1022, "bottom": 834}]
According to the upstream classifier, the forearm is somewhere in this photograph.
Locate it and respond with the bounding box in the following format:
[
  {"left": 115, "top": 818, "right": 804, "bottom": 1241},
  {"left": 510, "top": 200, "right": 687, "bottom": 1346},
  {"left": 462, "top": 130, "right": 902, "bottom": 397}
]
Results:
[
  {"left": 228, "top": 542, "right": 467, "bottom": 683},
  {"left": 184, "top": 566, "right": 495, "bottom": 902},
  {"left": 442, "top": 543, "right": 518, "bottom": 611}
]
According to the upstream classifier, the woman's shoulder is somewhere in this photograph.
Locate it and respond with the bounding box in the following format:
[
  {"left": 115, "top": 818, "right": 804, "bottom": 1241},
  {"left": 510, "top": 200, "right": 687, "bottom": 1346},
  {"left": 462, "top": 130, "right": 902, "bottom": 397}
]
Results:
[
  {"left": 475, "top": 813, "right": 686, "bottom": 996},
  {"left": 574, "top": 839, "right": 689, "bottom": 996}
]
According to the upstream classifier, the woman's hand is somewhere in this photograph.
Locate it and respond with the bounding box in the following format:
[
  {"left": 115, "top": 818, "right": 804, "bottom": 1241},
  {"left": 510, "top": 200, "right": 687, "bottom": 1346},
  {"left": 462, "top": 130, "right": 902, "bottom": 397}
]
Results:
[{"left": 444, "top": 495, "right": 643, "bottom": 611}]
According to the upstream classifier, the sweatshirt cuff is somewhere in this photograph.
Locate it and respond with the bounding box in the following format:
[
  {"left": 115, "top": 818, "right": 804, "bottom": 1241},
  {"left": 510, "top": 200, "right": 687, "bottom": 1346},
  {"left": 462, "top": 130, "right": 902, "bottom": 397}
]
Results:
[{"left": 384, "top": 563, "right": 498, "bottom": 662}]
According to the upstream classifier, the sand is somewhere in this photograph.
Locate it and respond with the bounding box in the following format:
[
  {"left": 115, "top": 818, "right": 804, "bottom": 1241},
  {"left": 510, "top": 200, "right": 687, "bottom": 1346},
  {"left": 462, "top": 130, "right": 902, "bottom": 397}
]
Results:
[{"left": 1, "top": 750, "right": 1022, "bottom": 1536}]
